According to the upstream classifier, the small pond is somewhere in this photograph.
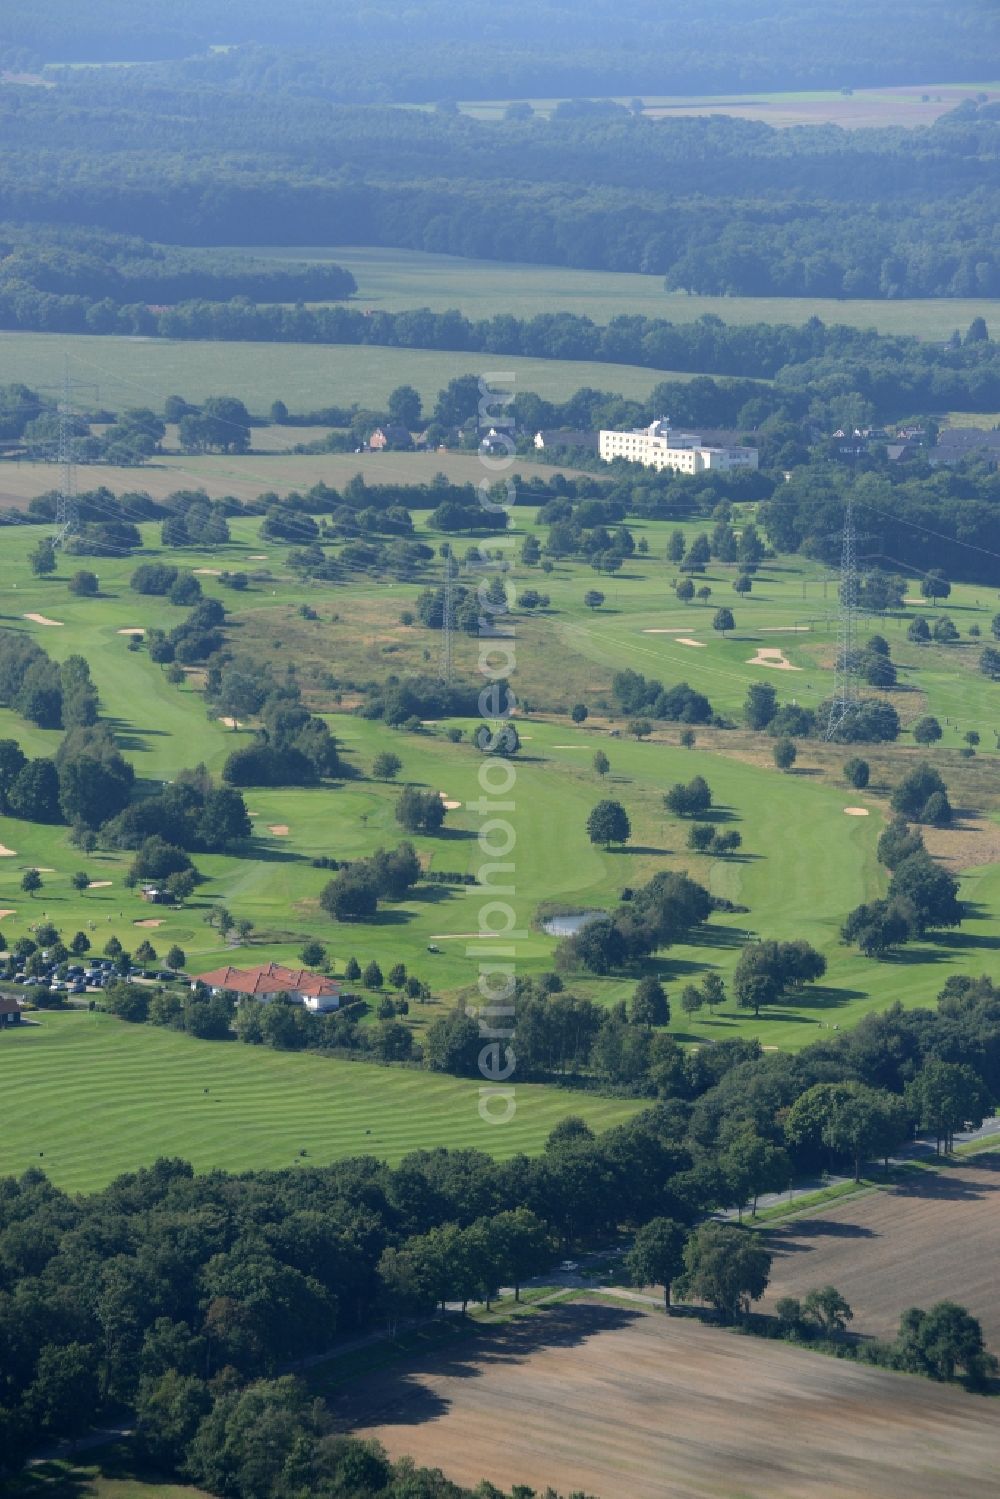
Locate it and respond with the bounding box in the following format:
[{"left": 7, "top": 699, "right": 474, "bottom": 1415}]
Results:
[{"left": 541, "top": 910, "right": 606, "bottom": 937}]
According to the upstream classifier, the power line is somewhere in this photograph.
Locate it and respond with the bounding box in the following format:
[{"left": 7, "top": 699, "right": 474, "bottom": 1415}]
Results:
[
  {"left": 825, "top": 498, "right": 860, "bottom": 740},
  {"left": 440, "top": 554, "right": 455, "bottom": 685},
  {"left": 53, "top": 363, "right": 79, "bottom": 547}
]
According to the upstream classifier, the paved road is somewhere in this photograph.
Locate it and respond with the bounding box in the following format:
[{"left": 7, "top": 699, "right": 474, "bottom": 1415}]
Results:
[{"left": 718, "top": 1115, "right": 1000, "bottom": 1220}]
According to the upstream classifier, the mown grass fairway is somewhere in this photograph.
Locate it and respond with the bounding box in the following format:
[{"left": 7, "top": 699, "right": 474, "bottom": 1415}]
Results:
[
  {"left": 0, "top": 1012, "right": 643, "bottom": 1191},
  {"left": 250, "top": 245, "right": 1000, "bottom": 340}
]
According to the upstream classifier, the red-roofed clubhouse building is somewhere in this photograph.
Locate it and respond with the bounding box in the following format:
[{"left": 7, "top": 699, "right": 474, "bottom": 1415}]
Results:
[{"left": 192, "top": 962, "right": 342, "bottom": 1013}]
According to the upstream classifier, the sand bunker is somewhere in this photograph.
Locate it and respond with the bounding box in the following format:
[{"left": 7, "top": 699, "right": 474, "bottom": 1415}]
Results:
[
  {"left": 23, "top": 613, "right": 63, "bottom": 627},
  {"left": 429, "top": 933, "right": 490, "bottom": 940},
  {"left": 0, "top": 845, "right": 16, "bottom": 857},
  {"left": 218, "top": 716, "right": 240, "bottom": 729},
  {"left": 33, "top": 867, "right": 54, "bottom": 873},
  {"left": 642, "top": 627, "right": 696, "bottom": 634},
  {"left": 0, "top": 909, "right": 16, "bottom": 920},
  {"left": 552, "top": 745, "right": 585, "bottom": 749},
  {"left": 676, "top": 638, "right": 707, "bottom": 648},
  {"left": 117, "top": 627, "right": 145, "bottom": 636},
  {"left": 248, "top": 554, "right": 268, "bottom": 560},
  {"left": 437, "top": 792, "right": 462, "bottom": 809},
  {"left": 268, "top": 824, "right": 290, "bottom": 836},
  {"left": 193, "top": 568, "right": 222, "bottom": 576},
  {"left": 844, "top": 807, "right": 870, "bottom": 816},
  {"left": 88, "top": 880, "right": 113, "bottom": 888},
  {"left": 134, "top": 918, "right": 164, "bottom": 928},
  {"left": 747, "top": 647, "right": 801, "bottom": 671}
]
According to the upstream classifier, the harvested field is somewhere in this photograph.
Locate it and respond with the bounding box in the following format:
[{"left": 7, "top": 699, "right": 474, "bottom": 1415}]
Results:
[
  {"left": 340, "top": 1297, "right": 1000, "bottom": 1499},
  {"left": 639, "top": 82, "right": 999, "bottom": 130},
  {"left": 762, "top": 1154, "right": 1000, "bottom": 1348},
  {"left": 0, "top": 447, "right": 587, "bottom": 509}
]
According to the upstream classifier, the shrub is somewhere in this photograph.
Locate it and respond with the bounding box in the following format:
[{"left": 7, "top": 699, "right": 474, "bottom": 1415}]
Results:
[{"left": 843, "top": 757, "right": 870, "bottom": 789}]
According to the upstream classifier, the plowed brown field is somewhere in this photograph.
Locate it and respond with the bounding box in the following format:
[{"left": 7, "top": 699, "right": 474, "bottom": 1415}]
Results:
[
  {"left": 336, "top": 1298, "right": 1000, "bottom": 1499},
  {"left": 762, "top": 1153, "right": 1000, "bottom": 1347}
]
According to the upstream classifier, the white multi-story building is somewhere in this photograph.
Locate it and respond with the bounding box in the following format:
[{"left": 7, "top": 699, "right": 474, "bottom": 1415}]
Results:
[{"left": 598, "top": 419, "right": 758, "bottom": 474}]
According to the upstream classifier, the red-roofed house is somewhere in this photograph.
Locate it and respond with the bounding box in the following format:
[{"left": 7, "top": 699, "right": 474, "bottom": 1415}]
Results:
[{"left": 192, "top": 963, "right": 342, "bottom": 1013}]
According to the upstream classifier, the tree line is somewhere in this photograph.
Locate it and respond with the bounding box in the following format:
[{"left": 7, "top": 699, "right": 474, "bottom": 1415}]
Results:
[
  {"left": 1, "top": 971, "right": 997, "bottom": 1478},
  {"left": 2, "top": 76, "right": 1000, "bottom": 295},
  {"left": 0, "top": 224, "right": 355, "bottom": 303},
  {"left": 4, "top": 0, "right": 995, "bottom": 98},
  {"left": 2, "top": 270, "right": 1000, "bottom": 415}
]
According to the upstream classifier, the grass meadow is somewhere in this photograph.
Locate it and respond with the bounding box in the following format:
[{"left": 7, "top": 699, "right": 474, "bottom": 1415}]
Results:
[
  {"left": 8, "top": 1445, "right": 211, "bottom": 1499},
  {"left": 249, "top": 245, "right": 1000, "bottom": 340},
  {"left": 0, "top": 331, "right": 672, "bottom": 415}
]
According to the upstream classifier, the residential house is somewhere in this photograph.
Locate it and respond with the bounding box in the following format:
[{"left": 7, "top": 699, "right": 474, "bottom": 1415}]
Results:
[
  {"left": 534, "top": 429, "right": 600, "bottom": 454},
  {"left": 368, "top": 425, "right": 413, "bottom": 451},
  {"left": 929, "top": 428, "right": 1000, "bottom": 466},
  {"left": 480, "top": 427, "right": 515, "bottom": 456}
]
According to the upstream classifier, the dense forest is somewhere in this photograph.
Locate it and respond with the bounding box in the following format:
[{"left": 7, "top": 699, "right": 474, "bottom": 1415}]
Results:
[
  {"left": 0, "top": 73, "right": 999, "bottom": 293},
  {"left": 1, "top": 0, "right": 997, "bottom": 97}
]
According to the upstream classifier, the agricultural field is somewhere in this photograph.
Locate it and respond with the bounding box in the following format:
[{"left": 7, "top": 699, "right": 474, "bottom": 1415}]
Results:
[
  {"left": 0, "top": 514, "right": 998, "bottom": 1056},
  {"left": 761, "top": 1153, "right": 1000, "bottom": 1347},
  {"left": 338, "top": 1296, "right": 1000, "bottom": 1499},
  {"left": 0, "top": 449, "right": 588, "bottom": 510},
  {"left": 450, "top": 80, "right": 1000, "bottom": 129},
  {"left": 0, "top": 331, "right": 672, "bottom": 416},
  {"left": 0, "top": 1012, "right": 642, "bottom": 1191},
  {"left": 250, "top": 245, "right": 1000, "bottom": 340}
]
